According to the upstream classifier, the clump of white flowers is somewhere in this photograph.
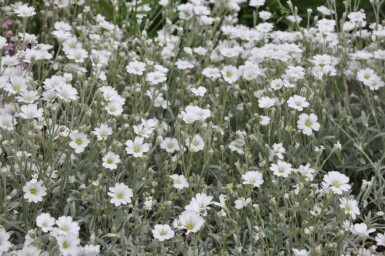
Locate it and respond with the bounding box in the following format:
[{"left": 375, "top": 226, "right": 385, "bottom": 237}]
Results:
[{"left": 1, "top": 0, "right": 385, "bottom": 255}]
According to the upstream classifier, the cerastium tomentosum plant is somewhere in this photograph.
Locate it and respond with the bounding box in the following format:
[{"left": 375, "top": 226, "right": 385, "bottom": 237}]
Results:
[{"left": 0, "top": 0, "right": 385, "bottom": 255}]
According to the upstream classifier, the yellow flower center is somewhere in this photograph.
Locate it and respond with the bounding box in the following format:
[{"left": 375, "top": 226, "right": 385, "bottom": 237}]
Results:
[
  {"left": 75, "top": 138, "right": 82, "bottom": 145},
  {"left": 186, "top": 223, "right": 194, "bottom": 231},
  {"left": 62, "top": 241, "right": 69, "bottom": 249},
  {"left": 117, "top": 193, "right": 123, "bottom": 199},
  {"left": 30, "top": 188, "right": 37, "bottom": 195},
  {"left": 331, "top": 181, "right": 340, "bottom": 188},
  {"left": 304, "top": 120, "right": 312, "bottom": 127},
  {"left": 133, "top": 147, "right": 141, "bottom": 153}
]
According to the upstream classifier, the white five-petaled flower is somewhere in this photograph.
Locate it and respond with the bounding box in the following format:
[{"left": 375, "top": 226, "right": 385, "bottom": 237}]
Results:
[
  {"left": 297, "top": 113, "right": 320, "bottom": 136},
  {"left": 152, "top": 224, "right": 175, "bottom": 241},
  {"left": 102, "top": 151, "right": 121, "bottom": 170},
  {"left": 177, "top": 210, "right": 205, "bottom": 234},
  {"left": 185, "top": 193, "right": 213, "bottom": 216},
  {"left": 258, "top": 96, "right": 277, "bottom": 109},
  {"left": 69, "top": 131, "right": 90, "bottom": 154},
  {"left": 234, "top": 197, "right": 251, "bottom": 210},
  {"left": 36, "top": 213, "right": 56, "bottom": 233},
  {"left": 93, "top": 123, "right": 113, "bottom": 141},
  {"left": 160, "top": 137, "right": 181, "bottom": 153},
  {"left": 292, "top": 248, "right": 309, "bottom": 256},
  {"left": 270, "top": 160, "right": 293, "bottom": 177},
  {"left": 56, "top": 234, "right": 81, "bottom": 256},
  {"left": 170, "top": 174, "right": 189, "bottom": 189},
  {"left": 19, "top": 104, "right": 44, "bottom": 119},
  {"left": 351, "top": 223, "right": 376, "bottom": 238},
  {"left": 108, "top": 183, "right": 133, "bottom": 206},
  {"left": 125, "top": 136, "right": 150, "bottom": 157},
  {"left": 185, "top": 134, "right": 205, "bottom": 152},
  {"left": 126, "top": 61, "right": 146, "bottom": 75},
  {"left": 13, "top": 4, "right": 36, "bottom": 17},
  {"left": 287, "top": 95, "right": 309, "bottom": 111},
  {"left": 242, "top": 170, "right": 264, "bottom": 188},
  {"left": 339, "top": 198, "right": 360, "bottom": 220},
  {"left": 54, "top": 216, "right": 80, "bottom": 236},
  {"left": 376, "top": 233, "right": 385, "bottom": 247},
  {"left": 0, "top": 228, "right": 12, "bottom": 254},
  {"left": 23, "top": 179, "right": 47, "bottom": 203},
  {"left": 221, "top": 65, "right": 240, "bottom": 84},
  {"left": 322, "top": 171, "right": 351, "bottom": 195}
]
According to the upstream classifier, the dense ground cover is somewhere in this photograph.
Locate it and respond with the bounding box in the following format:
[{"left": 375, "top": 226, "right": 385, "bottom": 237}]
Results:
[{"left": 1, "top": 0, "right": 385, "bottom": 255}]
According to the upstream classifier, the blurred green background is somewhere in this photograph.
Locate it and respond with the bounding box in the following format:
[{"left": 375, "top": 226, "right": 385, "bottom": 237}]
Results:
[{"left": 239, "top": 0, "right": 377, "bottom": 28}]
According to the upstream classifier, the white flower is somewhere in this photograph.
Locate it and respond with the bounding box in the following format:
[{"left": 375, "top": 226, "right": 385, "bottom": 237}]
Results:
[
  {"left": 375, "top": 233, "right": 385, "bottom": 247},
  {"left": 352, "top": 223, "right": 375, "bottom": 238},
  {"left": 260, "top": 115, "right": 270, "bottom": 126},
  {"left": 191, "top": 86, "right": 207, "bottom": 97},
  {"left": 69, "top": 131, "right": 90, "bottom": 154},
  {"left": 297, "top": 164, "right": 315, "bottom": 182},
  {"left": 270, "top": 160, "right": 293, "bottom": 177},
  {"left": 221, "top": 65, "right": 240, "bottom": 84},
  {"left": 36, "top": 213, "right": 55, "bottom": 233},
  {"left": 105, "top": 101, "right": 124, "bottom": 116},
  {"left": 259, "top": 10, "right": 272, "bottom": 21},
  {"left": 146, "top": 71, "right": 167, "bottom": 85},
  {"left": 175, "top": 59, "right": 194, "bottom": 70},
  {"left": 258, "top": 96, "right": 277, "bottom": 109},
  {"left": 292, "top": 248, "right": 309, "bottom": 256},
  {"left": 242, "top": 171, "right": 264, "bottom": 188},
  {"left": 66, "top": 48, "right": 88, "bottom": 63},
  {"left": 322, "top": 171, "right": 351, "bottom": 195},
  {"left": 202, "top": 67, "right": 221, "bottom": 80},
  {"left": 102, "top": 151, "right": 121, "bottom": 170},
  {"left": 339, "top": 198, "right": 360, "bottom": 220},
  {"left": 93, "top": 123, "right": 113, "bottom": 141},
  {"left": 56, "top": 84, "right": 78, "bottom": 102},
  {"left": 125, "top": 137, "right": 150, "bottom": 157},
  {"left": 180, "top": 105, "right": 211, "bottom": 124},
  {"left": 160, "top": 137, "right": 180, "bottom": 153},
  {"left": 268, "top": 143, "right": 286, "bottom": 161},
  {"left": 13, "top": 4, "right": 36, "bottom": 17},
  {"left": 357, "top": 68, "right": 375, "bottom": 84},
  {"left": 81, "top": 244, "right": 101, "bottom": 256},
  {"left": 126, "top": 61, "right": 146, "bottom": 75},
  {"left": 185, "top": 134, "right": 205, "bottom": 152},
  {"left": 170, "top": 174, "right": 189, "bottom": 189},
  {"left": 297, "top": 113, "right": 320, "bottom": 136},
  {"left": 177, "top": 210, "right": 205, "bottom": 234},
  {"left": 228, "top": 138, "right": 245, "bottom": 154},
  {"left": 185, "top": 193, "right": 213, "bottom": 216},
  {"left": 159, "top": 0, "right": 169, "bottom": 6},
  {"left": 249, "top": 0, "right": 265, "bottom": 7},
  {"left": 108, "top": 183, "right": 133, "bottom": 206},
  {"left": 0, "top": 36, "right": 7, "bottom": 49},
  {"left": 56, "top": 234, "right": 80, "bottom": 256},
  {"left": 0, "top": 114, "right": 16, "bottom": 131},
  {"left": 234, "top": 197, "right": 251, "bottom": 209},
  {"left": 54, "top": 216, "right": 80, "bottom": 236},
  {"left": 23, "top": 179, "right": 47, "bottom": 203},
  {"left": 0, "top": 228, "right": 12, "bottom": 254},
  {"left": 4, "top": 76, "right": 28, "bottom": 95},
  {"left": 19, "top": 104, "right": 44, "bottom": 119},
  {"left": 270, "top": 78, "right": 284, "bottom": 90},
  {"left": 152, "top": 224, "right": 175, "bottom": 241},
  {"left": 287, "top": 95, "right": 309, "bottom": 111}
]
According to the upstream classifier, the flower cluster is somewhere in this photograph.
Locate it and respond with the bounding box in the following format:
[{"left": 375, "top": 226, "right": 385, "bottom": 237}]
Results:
[{"left": 1, "top": 0, "right": 385, "bottom": 255}]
